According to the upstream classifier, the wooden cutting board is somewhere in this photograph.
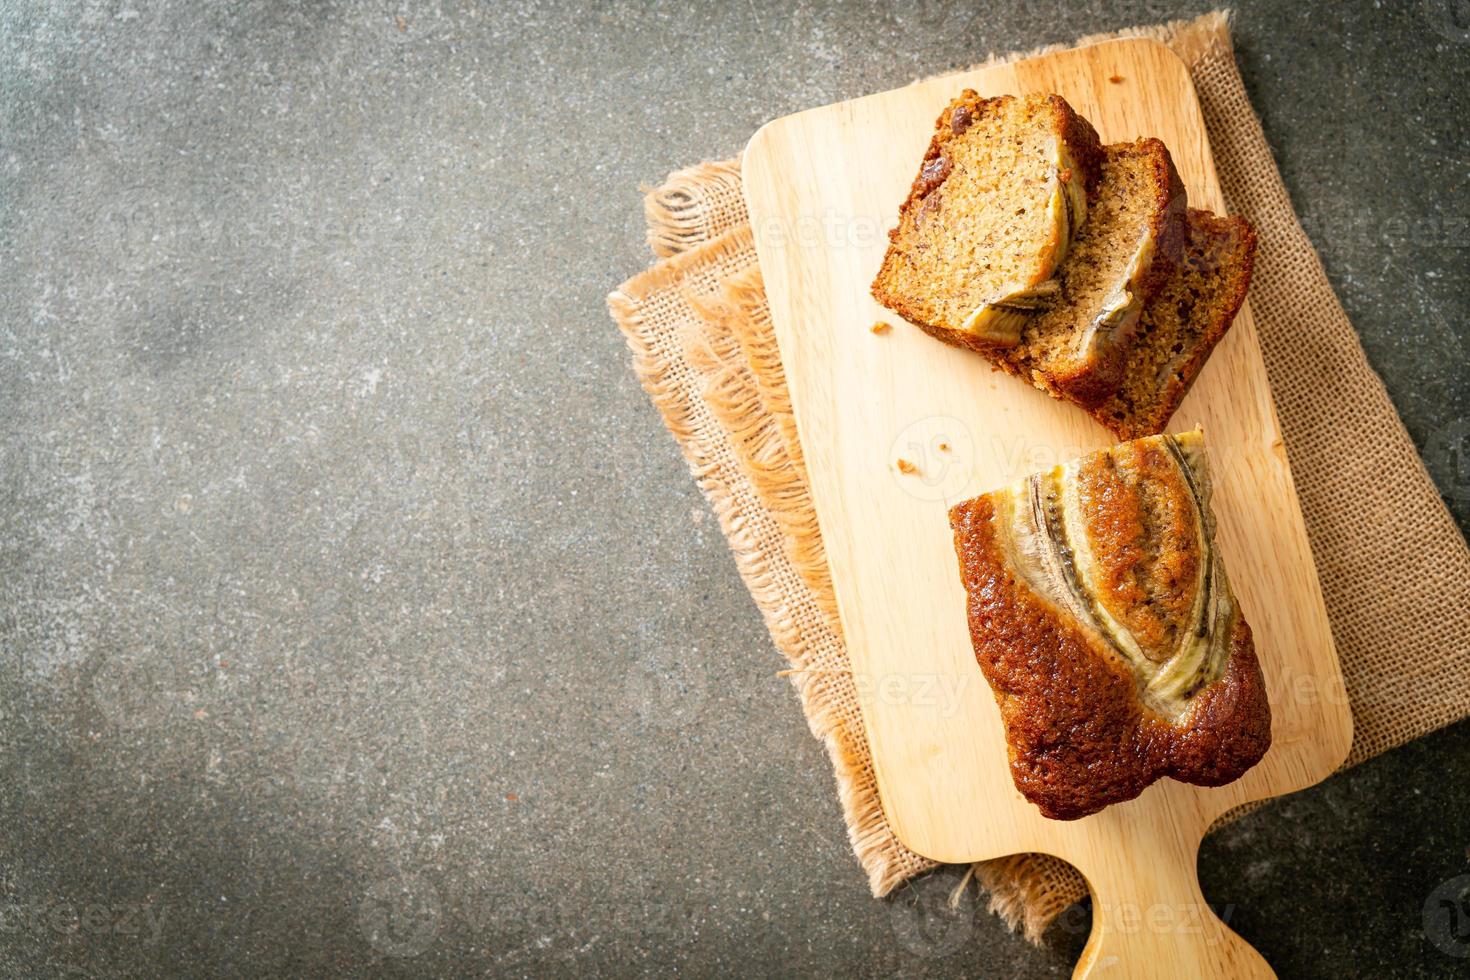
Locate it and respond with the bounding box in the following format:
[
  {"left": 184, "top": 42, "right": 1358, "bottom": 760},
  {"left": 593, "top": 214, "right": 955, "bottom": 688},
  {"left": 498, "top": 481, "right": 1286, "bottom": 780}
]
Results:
[{"left": 742, "top": 38, "right": 1352, "bottom": 978}]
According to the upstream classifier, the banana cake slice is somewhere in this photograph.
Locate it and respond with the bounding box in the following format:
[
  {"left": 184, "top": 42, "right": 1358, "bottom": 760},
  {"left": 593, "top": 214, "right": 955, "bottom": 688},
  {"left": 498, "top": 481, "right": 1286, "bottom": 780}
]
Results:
[
  {"left": 1090, "top": 209, "right": 1258, "bottom": 439},
  {"left": 948, "top": 429, "right": 1271, "bottom": 820},
  {"left": 999, "top": 138, "right": 1186, "bottom": 408},
  {"left": 871, "top": 91, "right": 1103, "bottom": 349}
]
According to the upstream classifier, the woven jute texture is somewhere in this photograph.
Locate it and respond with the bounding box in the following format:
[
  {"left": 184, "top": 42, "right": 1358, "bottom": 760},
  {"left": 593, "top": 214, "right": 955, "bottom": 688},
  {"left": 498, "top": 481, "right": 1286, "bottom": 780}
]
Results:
[{"left": 607, "top": 11, "right": 1470, "bottom": 943}]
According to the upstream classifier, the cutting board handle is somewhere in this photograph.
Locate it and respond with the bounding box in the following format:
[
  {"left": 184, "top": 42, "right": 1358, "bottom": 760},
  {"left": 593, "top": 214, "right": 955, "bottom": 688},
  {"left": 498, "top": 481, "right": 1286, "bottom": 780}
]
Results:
[{"left": 1072, "top": 834, "right": 1274, "bottom": 979}]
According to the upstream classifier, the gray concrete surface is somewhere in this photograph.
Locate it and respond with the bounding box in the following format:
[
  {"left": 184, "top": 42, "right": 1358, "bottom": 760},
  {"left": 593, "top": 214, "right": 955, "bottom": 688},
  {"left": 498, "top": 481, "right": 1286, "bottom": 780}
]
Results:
[{"left": 2, "top": 1, "right": 1467, "bottom": 977}]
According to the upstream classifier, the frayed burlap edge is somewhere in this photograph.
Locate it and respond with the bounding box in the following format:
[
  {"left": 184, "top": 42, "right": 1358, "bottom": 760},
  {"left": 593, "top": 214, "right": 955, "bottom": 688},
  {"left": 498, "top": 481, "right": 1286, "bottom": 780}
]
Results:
[
  {"left": 699, "top": 268, "right": 840, "bottom": 629},
  {"left": 643, "top": 157, "right": 747, "bottom": 259},
  {"left": 609, "top": 227, "right": 937, "bottom": 899}
]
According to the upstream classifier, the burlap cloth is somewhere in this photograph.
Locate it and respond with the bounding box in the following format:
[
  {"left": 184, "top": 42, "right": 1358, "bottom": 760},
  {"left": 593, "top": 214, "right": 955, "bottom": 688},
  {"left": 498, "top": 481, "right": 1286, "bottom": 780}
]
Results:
[{"left": 607, "top": 10, "right": 1470, "bottom": 942}]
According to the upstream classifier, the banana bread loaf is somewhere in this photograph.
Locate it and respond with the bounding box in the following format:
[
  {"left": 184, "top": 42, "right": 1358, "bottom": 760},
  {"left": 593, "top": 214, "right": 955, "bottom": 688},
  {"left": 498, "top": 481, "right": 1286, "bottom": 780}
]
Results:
[{"left": 947, "top": 429, "right": 1271, "bottom": 820}]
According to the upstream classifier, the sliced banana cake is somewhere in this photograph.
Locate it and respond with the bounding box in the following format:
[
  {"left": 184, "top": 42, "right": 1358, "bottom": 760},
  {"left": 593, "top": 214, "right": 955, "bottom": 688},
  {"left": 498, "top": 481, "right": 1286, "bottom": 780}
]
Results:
[
  {"left": 871, "top": 90, "right": 1103, "bottom": 350},
  {"left": 872, "top": 90, "right": 1257, "bottom": 437}
]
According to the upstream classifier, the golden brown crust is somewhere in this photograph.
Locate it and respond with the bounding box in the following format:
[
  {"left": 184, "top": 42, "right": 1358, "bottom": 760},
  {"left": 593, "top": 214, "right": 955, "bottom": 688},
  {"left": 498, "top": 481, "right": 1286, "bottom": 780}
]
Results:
[
  {"left": 1049, "top": 94, "right": 1105, "bottom": 200},
  {"left": 1166, "top": 614, "right": 1273, "bottom": 787},
  {"left": 947, "top": 433, "right": 1270, "bottom": 820}
]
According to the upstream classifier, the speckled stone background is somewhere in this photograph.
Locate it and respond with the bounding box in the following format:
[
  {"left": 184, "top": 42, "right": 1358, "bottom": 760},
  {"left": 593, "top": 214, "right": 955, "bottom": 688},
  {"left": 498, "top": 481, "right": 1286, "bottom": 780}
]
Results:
[{"left": 1, "top": 1, "right": 1467, "bottom": 978}]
